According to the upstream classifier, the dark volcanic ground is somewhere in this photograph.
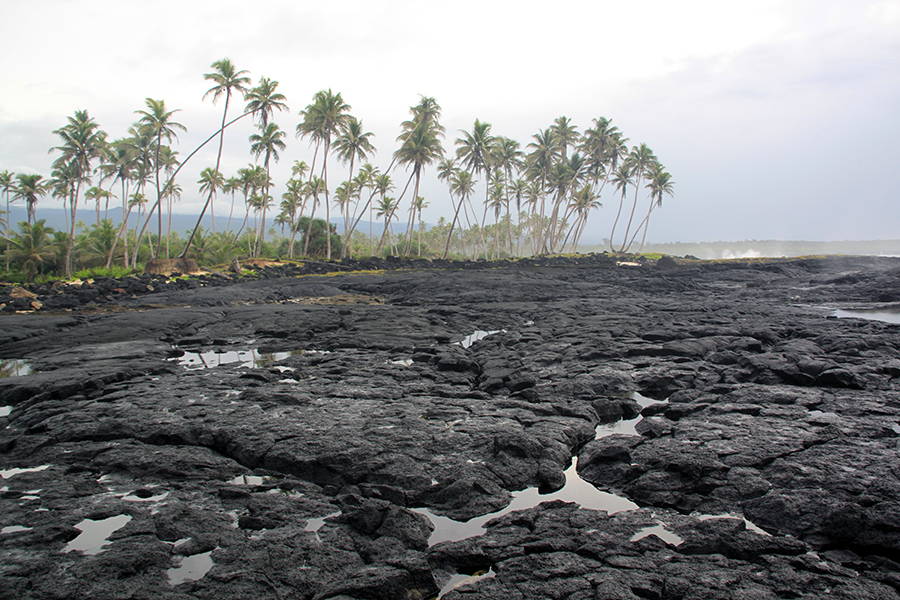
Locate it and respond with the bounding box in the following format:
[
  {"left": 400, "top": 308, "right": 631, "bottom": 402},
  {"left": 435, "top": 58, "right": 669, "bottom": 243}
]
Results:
[{"left": 3, "top": 255, "right": 900, "bottom": 599}]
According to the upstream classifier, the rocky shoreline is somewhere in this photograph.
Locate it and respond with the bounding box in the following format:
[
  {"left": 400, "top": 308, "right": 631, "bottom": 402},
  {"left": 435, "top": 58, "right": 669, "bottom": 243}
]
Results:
[{"left": 2, "top": 255, "right": 900, "bottom": 599}]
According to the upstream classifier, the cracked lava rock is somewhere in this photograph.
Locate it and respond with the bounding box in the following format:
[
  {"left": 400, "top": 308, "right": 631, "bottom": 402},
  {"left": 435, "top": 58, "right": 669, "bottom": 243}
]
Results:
[{"left": 3, "top": 254, "right": 900, "bottom": 599}]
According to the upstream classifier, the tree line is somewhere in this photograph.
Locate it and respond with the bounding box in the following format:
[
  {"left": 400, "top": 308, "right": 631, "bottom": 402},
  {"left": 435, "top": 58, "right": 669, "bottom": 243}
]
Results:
[{"left": 1, "top": 58, "right": 674, "bottom": 281}]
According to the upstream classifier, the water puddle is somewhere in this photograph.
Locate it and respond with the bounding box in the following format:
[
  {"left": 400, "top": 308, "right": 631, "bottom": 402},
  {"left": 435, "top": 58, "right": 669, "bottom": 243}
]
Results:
[
  {"left": 172, "top": 349, "right": 303, "bottom": 370},
  {"left": 228, "top": 474, "right": 270, "bottom": 486},
  {"left": 0, "top": 359, "right": 33, "bottom": 378},
  {"left": 304, "top": 511, "right": 341, "bottom": 542},
  {"left": 168, "top": 550, "right": 214, "bottom": 585},
  {"left": 457, "top": 330, "right": 504, "bottom": 349},
  {"left": 64, "top": 514, "right": 132, "bottom": 555},
  {"left": 122, "top": 490, "right": 169, "bottom": 502},
  {"left": 630, "top": 524, "right": 684, "bottom": 545},
  {"left": 595, "top": 392, "right": 665, "bottom": 438},
  {"left": 1, "top": 465, "right": 51, "bottom": 479},
  {"left": 695, "top": 512, "right": 771, "bottom": 536},
  {"left": 2, "top": 525, "right": 33, "bottom": 534},
  {"left": 436, "top": 567, "right": 496, "bottom": 598},
  {"left": 416, "top": 462, "right": 638, "bottom": 546},
  {"left": 834, "top": 308, "right": 900, "bottom": 324}
]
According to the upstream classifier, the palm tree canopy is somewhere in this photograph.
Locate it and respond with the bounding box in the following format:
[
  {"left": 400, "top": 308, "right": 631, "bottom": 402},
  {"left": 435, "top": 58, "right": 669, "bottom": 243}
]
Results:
[
  {"left": 50, "top": 109, "right": 107, "bottom": 180},
  {"left": 135, "top": 99, "right": 186, "bottom": 145},
  {"left": 249, "top": 122, "right": 287, "bottom": 166},
  {"left": 203, "top": 58, "right": 251, "bottom": 106},
  {"left": 297, "top": 89, "right": 351, "bottom": 149},
  {"left": 244, "top": 77, "right": 289, "bottom": 127},
  {"left": 334, "top": 116, "right": 375, "bottom": 166},
  {"left": 455, "top": 119, "right": 496, "bottom": 177}
]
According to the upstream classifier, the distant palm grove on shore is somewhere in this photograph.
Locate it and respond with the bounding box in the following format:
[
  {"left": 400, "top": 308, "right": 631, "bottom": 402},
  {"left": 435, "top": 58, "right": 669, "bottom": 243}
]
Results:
[{"left": 1, "top": 58, "right": 674, "bottom": 282}]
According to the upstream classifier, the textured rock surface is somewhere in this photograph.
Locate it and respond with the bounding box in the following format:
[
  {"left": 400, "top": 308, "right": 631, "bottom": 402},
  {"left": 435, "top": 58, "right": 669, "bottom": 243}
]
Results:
[{"left": 2, "top": 255, "right": 900, "bottom": 599}]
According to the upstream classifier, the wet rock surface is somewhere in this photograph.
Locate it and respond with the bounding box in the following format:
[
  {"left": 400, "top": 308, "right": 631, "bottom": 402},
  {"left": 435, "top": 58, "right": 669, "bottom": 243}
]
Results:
[{"left": 2, "top": 255, "right": 900, "bottom": 599}]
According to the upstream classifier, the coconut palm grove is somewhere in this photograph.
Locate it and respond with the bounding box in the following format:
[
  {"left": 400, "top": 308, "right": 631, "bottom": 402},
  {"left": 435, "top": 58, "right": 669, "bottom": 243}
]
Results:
[{"left": 0, "top": 59, "right": 674, "bottom": 282}]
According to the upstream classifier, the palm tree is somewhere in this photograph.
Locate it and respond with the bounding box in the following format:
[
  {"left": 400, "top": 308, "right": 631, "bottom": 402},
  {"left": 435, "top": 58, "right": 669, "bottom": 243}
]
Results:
[
  {"left": 1, "top": 170, "right": 12, "bottom": 273},
  {"left": 334, "top": 116, "right": 375, "bottom": 257},
  {"left": 549, "top": 116, "right": 580, "bottom": 160},
  {"left": 375, "top": 195, "right": 399, "bottom": 255},
  {"left": 394, "top": 96, "right": 445, "bottom": 255},
  {"left": 85, "top": 186, "right": 113, "bottom": 228},
  {"left": 301, "top": 175, "right": 326, "bottom": 255},
  {"left": 6, "top": 219, "right": 57, "bottom": 282},
  {"left": 618, "top": 143, "right": 656, "bottom": 253},
  {"left": 455, "top": 119, "right": 498, "bottom": 255},
  {"left": 340, "top": 163, "right": 381, "bottom": 258},
  {"left": 525, "top": 127, "right": 560, "bottom": 254},
  {"left": 628, "top": 162, "right": 674, "bottom": 253},
  {"left": 50, "top": 109, "right": 107, "bottom": 277},
  {"left": 280, "top": 178, "right": 304, "bottom": 257},
  {"left": 249, "top": 122, "right": 286, "bottom": 255},
  {"left": 202, "top": 58, "right": 251, "bottom": 232},
  {"left": 494, "top": 137, "right": 524, "bottom": 255},
  {"left": 244, "top": 76, "right": 289, "bottom": 128},
  {"left": 12, "top": 174, "right": 48, "bottom": 227},
  {"left": 222, "top": 176, "right": 241, "bottom": 232},
  {"left": 411, "top": 195, "right": 429, "bottom": 256},
  {"left": 608, "top": 163, "right": 634, "bottom": 252},
  {"left": 443, "top": 169, "right": 475, "bottom": 258},
  {"left": 132, "top": 99, "right": 185, "bottom": 261},
  {"left": 297, "top": 89, "right": 351, "bottom": 260}
]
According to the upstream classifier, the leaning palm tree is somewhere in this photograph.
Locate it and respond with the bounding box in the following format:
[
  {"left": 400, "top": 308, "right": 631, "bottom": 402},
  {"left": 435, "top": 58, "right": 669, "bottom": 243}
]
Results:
[
  {"left": 608, "top": 163, "right": 634, "bottom": 252},
  {"left": 181, "top": 74, "right": 287, "bottom": 260},
  {"left": 627, "top": 162, "right": 674, "bottom": 253},
  {"left": 393, "top": 97, "right": 445, "bottom": 256},
  {"left": 249, "top": 122, "right": 286, "bottom": 256},
  {"left": 524, "top": 127, "right": 560, "bottom": 254},
  {"left": 455, "top": 119, "right": 497, "bottom": 255},
  {"left": 202, "top": 59, "right": 251, "bottom": 232},
  {"left": 334, "top": 116, "right": 375, "bottom": 257},
  {"left": 375, "top": 195, "right": 399, "bottom": 255},
  {"left": 297, "top": 89, "right": 351, "bottom": 260},
  {"left": 132, "top": 99, "right": 185, "bottom": 262},
  {"left": 443, "top": 169, "right": 475, "bottom": 259},
  {"left": 618, "top": 143, "right": 656, "bottom": 253}
]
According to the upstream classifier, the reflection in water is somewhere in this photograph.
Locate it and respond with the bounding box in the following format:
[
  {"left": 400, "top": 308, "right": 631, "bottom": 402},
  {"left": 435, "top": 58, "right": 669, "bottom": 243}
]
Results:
[
  {"left": 595, "top": 392, "right": 664, "bottom": 438},
  {"left": 415, "top": 463, "right": 638, "bottom": 546},
  {"left": 0, "top": 359, "right": 32, "bottom": 378},
  {"left": 457, "top": 330, "right": 504, "bottom": 349},
  {"left": 630, "top": 524, "right": 684, "bottom": 545},
  {"left": 437, "top": 567, "right": 496, "bottom": 598},
  {"left": 168, "top": 550, "right": 214, "bottom": 585},
  {"left": 1, "top": 465, "right": 51, "bottom": 479},
  {"left": 173, "top": 349, "right": 303, "bottom": 369},
  {"left": 304, "top": 511, "right": 341, "bottom": 543},
  {"left": 2, "top": 525, "right": 33, "bottom": 534},
  {"left": 834, "top": 308, "right": 900, "bottom": 324}
]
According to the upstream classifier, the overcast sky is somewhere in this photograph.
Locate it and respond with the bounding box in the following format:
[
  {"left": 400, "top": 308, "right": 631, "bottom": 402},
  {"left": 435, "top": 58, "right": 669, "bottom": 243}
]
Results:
[{"left": 2, "top": 0, "right": 898, "bottom": 243}]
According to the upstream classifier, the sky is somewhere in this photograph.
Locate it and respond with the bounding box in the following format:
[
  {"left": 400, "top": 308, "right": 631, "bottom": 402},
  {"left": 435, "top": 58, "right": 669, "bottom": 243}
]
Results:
[{"left": 1, "top": 0, "right": 899, "bottom": 244}]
